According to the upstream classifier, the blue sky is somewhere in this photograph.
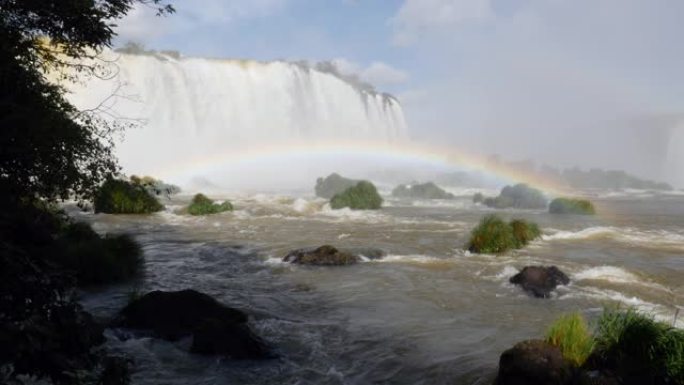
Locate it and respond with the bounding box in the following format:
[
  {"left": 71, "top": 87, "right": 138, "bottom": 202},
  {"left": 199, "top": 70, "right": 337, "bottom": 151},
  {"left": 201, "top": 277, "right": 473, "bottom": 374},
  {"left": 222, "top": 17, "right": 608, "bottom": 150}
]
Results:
[{"left": 115, "top": 0, "right": 684, "bottom": 186}]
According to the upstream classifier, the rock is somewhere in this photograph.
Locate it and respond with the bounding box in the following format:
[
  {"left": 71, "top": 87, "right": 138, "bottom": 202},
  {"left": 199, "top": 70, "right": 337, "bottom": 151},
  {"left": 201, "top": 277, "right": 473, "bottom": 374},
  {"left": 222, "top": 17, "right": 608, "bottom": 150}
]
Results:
[
  {"left": 117, "top": 289, "right": 271, "bottom": 359},
  {"left": 391, "top": 182, "right": 455, "bottom": 199},
  {"left": 482, "top": 183, "right": 548, "bottom": 209},
  {"left": 315, "top": 173, "right": 361, "bottom": 199},
  {"left": 495, "top": 339, "right": 574, "bottom": 385},
  {"left": 190, "top": 318, "right": 271, "bottom": 359},
  {"left": 283, "top": 245, "right": 361, "bottom": 265},
  {"left": 510, "top": 266, "right": 570, "bottom": 298}
]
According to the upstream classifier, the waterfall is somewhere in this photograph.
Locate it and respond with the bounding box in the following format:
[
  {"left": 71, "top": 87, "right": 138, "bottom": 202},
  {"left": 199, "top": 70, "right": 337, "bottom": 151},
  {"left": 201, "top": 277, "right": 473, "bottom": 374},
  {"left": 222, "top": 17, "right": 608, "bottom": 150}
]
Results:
[{"left": 66, "top": 52, "right": 408, "bottom": 188}]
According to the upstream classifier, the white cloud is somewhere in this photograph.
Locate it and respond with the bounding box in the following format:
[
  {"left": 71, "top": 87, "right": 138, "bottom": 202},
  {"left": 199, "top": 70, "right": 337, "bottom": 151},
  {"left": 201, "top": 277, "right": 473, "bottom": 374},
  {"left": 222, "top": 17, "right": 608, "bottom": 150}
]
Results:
[
  {"left": 390, "top": 0, "right": 493, "bottom": 45},
  {"left": 331, "top": 59, "right": 408, "bottom": 86}
]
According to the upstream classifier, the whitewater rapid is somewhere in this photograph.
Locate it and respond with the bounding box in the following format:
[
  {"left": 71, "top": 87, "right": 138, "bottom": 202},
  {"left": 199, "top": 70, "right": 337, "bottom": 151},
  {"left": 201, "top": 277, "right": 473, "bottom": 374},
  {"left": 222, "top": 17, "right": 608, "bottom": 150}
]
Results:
[{"left": 65, "top": 51, "right": 408, "bottom": 187}]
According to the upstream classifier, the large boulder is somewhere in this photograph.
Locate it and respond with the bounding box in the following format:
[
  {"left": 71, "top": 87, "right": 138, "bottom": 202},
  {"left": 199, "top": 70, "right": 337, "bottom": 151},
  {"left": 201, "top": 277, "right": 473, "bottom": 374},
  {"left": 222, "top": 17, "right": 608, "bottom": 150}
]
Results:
[
  {"left": 483, "top": 183, "right": 548, "bottom": 209},
  {"left": 283, "top": 245, "right": 361, "bottom": 265},
  {"left": 117, "top": 290, "right": 270, "bottom": 359},
  {"left": 509, "top": 266, "right": 570, "bottom": 298},
  {"left": 391, "top": 182, "right": 455, "bottom": 199},
  {"left": 190, "top": 319, "right": 271, "bottom": 359},
  {"left": 315, "top": 173, "right": 361, "bottom": 199},
  {"left": 495, "top": 339, "right": 574, "bottom": 385}
]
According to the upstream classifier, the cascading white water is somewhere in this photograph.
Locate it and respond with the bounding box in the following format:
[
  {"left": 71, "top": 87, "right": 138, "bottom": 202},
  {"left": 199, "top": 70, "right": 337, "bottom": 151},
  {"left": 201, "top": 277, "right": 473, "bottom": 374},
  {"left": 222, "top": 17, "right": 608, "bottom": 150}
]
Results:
[{"left": 66, "top": 52, "right": 408, "bottom": 189}]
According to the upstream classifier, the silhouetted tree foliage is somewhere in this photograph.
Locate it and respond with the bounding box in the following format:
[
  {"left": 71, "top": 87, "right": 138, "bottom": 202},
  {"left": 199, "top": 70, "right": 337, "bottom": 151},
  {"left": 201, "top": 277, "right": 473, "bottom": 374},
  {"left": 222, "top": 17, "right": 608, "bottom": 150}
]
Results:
[{"left": 0, "top": 0, "right": 173, "bottom": 202}]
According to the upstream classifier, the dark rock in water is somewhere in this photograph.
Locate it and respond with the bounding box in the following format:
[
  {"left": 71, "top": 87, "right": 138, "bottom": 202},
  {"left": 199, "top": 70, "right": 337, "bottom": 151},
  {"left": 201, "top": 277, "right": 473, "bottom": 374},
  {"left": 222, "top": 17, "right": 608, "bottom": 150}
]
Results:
[
  {"left": 315, "top": 173, "right": 361, "bottom": 199},
  {"left": 392, "top": 182, "right": 455, "bottom": 199},
  {"left": 495, "top": 339, "right": 574, "bottom": 385},
  {"left": 117, "top": 289, "right": 271, "bottom": 359},
  {"left": 510, "top": 266, "right": 570, "bottom": 298},
  {"left": 191, "top": 318, "right": 271, "bottom": 359},
  {"left": 483, "top": 183, "right": 548, "bottom": 209},
  {"left": 283, "top": 245, "right": 360, "bottom": 265},
  {"left": 118, "top": 290, "right": 246, "bottom": 339}
]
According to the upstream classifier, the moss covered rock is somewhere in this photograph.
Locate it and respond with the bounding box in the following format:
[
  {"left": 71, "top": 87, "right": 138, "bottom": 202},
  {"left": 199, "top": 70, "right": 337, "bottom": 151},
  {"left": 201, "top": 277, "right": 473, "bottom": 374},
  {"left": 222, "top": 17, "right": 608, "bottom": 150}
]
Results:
[
  {"left": 467, "top": 215, "right": 542, "bottom": 254},
  {"left": 392, "top": 182, "right": 455, "bottom": 199},
  {"left": 549, "top": 198, "right": 596, "bottom": 215},
  {"left": 483, "top": 183, "right": 548, "bottom": 209},
  {"left": 315, "top": 173, "right": 361, "bottom": 199},
  {"left": 187, "top": 193, "right": 233, "bottom": 215},
  {"left": 330, "top": 181, "right": 383, "bottom": 210},
  {"left": 94, "top": 179, "right": 164, "bottom": 214}
]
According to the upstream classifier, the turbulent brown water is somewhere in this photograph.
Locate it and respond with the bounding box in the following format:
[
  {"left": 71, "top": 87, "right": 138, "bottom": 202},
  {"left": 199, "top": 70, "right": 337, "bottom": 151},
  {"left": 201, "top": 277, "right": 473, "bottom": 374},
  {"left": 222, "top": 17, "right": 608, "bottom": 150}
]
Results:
[{"left": 73, "top": 189, "right": 684, "bottom": 385}]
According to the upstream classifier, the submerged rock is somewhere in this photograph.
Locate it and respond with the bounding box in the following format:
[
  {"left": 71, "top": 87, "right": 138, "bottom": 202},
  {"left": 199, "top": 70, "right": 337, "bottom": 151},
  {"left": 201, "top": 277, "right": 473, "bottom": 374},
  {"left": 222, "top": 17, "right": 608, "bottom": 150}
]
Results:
[
  {"left": 117, "top": 290, "right": 271, "bottom": 359},
  {"left": 495, "top": 339, "right": 574, "bottom": 385},
  {"left": 391, "top": 182, "right": 455, "bottom": 199},
  {"left": 509, "top": 266, "right": 570, "bottom": 298},
  {"left": 283, "top": 245, "right": 361, "bottom": 265}
]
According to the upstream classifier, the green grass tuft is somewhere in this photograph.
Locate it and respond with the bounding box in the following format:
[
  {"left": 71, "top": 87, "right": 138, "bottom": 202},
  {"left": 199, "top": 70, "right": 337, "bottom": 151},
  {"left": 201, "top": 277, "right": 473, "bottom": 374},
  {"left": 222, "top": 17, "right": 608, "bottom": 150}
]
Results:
[
  {"left": 467, "top": 215, "right": 541, "bottom": 254},
  {"left": 187, "top": 193, "right": 234, "bottom": 215},
  {"left": 546, "top": 312, "right": 595, "bottom": 367},
  {"left": 509, "top": 219, "right": 541, "bottom": 248},
  {"left": 593, "top": 307, "right": 684, "bottom": 383},
  {"left": 330, "top": 181, "right": 383, "bottom": 210},
  {"left": 549, "top": 198, "right": 596, "bottom": 215}
]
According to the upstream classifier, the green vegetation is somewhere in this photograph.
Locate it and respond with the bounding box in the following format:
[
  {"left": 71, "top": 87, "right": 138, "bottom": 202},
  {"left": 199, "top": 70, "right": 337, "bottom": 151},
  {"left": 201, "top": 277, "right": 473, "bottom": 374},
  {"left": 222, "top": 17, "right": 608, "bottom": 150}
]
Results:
[
  {"left": 392, "top": 182, "right": 455, "bottom": 199},
  {"left": 482, "top": 183, "right": 548, "bottom": 209},
  {"left": 549, "top": 197, "right": 596, "bottom": 215},
  {"left": 593, "top": 308, "right": 684, "bottom": 383},
  {"left": 94, "top": 179, "right": 164, "bottom": 214},
  {"left": 539, "top": 309, "right": 684, "bottom": 384},
  {"left": 330, "top": 181, "right": 383, "bottom": 210},
  {"left": 467, "top": 215, "right": 541, "bottom": 253},
  {"left": 55, "top": 222, "right": 143, "bottom": 286},
  {"left": 546, "top": 312, "right": 595, "bottom": 367},
  {"left": 315, "top": 173, "right": 361, "bottom": 199},
  {"left": 187, "top": 193, "right": 233, "bottom": 215},
  {"left": 509, "top": 219, "right": 541, "bottom": 248}
]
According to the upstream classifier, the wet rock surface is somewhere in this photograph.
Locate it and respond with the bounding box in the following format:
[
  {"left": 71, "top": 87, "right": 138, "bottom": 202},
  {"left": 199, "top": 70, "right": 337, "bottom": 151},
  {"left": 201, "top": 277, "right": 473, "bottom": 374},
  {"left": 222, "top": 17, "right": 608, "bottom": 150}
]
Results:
[{"left": 510, "top": 266, "right": 570, "bottom": 298}]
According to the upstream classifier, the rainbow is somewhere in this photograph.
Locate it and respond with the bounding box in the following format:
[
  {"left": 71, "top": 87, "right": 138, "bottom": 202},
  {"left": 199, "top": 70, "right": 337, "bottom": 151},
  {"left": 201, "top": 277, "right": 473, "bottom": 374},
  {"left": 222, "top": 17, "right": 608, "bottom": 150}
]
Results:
[{"left": 148, "top": 139, "right": 574, "bottom": 196}]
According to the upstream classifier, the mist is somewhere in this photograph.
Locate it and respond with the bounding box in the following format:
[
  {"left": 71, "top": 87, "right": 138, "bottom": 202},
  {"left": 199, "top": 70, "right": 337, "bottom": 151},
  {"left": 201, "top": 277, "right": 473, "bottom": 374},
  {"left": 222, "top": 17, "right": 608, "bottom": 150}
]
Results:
[{"left": 395, "top": 0, "right": 683, "bottom": 187}]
